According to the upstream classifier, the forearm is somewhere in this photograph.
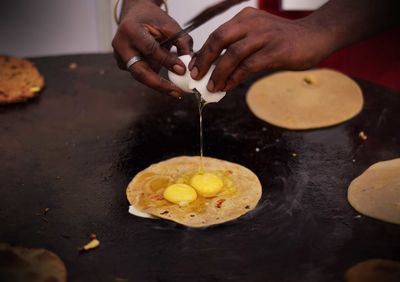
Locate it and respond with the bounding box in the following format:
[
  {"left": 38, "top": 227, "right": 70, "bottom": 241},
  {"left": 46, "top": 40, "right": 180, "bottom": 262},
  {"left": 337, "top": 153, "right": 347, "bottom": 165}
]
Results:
[
  {"left": 301, "top": 0, "right": 400, "bottom": 51},
  {"left": 123, "top": 0, "right": 163, "bottom": 6},
  {"left": 121, "top": 0, "right": 163, "bottom": 19}
]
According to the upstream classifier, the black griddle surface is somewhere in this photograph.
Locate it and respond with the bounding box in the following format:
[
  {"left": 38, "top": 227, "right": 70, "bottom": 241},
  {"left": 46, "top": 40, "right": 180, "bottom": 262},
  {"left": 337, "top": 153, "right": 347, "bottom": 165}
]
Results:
[{"left": 0, "top": 54, "right": 399, "bottom": 282}]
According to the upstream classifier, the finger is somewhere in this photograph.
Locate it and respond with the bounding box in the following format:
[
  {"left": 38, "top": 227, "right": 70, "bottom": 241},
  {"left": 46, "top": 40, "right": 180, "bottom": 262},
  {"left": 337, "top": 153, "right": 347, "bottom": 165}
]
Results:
[
  {"left": 174, "top": 33, "right": 193, "bottom": 55},
  {"left": 209, "top": 37, "right": 264, "bottom": 92},
  {"left": 143, "top": 24, "right": 163, "bottom": 40},
  {"left": 113, "top": 50, "right": 126, "bottom": 70},
  {"left": 127, "top": 26, "right": 186, "bottom": 75},
  {"left": 114, "top": 38, "right": 183, "bottom": 97},
  {"left": 157, "top": 18, "right": 193, "bottom": 56},
  {"left": 147, "top": 58, "right": 162, "bottom": 73},
  {"left": 116, "top": 47, "right": 161, "bottom": 73},
  {"left": 113, "top": 32, "right": 164, "bottom": 77},
  {"left": 189, "top": 21, "right": 245, "bottom": 80},
  {"left": 112, "top": 32, "right": 131, "bottom": 70},
  {"left": 224, "top": 53, "right": 267, "bottom": 91},
  {"left": 130, "top": 61, "right": 182, "bottom": 97}
]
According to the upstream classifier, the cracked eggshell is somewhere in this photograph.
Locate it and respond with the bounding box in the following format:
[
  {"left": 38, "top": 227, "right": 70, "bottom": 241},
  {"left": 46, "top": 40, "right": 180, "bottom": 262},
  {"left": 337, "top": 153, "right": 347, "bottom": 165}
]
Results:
[
  {"left": 167, "top": 55, "right": 192, "bottom": 93},
  {"left": 188, "top": 64, "right": 226, "bottom": 103},
  {"left": 129, "top": 205, "right": 157, "bottom": 219},
  {"left": 168, "top": 55, "right": 226, "bottom": 103}
]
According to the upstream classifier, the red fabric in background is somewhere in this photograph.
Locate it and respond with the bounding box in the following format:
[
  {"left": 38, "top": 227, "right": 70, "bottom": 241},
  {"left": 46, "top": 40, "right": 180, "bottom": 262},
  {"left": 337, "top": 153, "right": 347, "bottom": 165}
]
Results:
[{"left": 258, "top": 0, "right": 400, "bottom": 91}]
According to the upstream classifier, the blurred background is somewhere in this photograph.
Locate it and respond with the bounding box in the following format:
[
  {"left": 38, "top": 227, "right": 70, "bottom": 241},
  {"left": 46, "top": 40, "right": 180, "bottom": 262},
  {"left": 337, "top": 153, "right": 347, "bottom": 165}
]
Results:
[{"left": 0, "top": 0, "right": 328, "bottom": 58}]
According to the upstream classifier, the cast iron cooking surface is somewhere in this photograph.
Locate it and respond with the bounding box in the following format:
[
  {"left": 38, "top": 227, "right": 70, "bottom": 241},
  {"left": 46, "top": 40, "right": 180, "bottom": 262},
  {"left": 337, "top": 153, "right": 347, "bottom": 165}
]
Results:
[{"left": 0, "top": 54, "right": 399, "bottom": 282}]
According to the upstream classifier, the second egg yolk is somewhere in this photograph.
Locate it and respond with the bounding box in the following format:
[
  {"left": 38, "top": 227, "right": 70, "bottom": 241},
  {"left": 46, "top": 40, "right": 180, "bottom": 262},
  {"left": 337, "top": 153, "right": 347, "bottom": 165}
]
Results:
[
  {"left": 163, "top": 183, "right": 197, "bottom": 206},
  {"left": 190, "top": 173, "right": 223, "bottom": 197}
]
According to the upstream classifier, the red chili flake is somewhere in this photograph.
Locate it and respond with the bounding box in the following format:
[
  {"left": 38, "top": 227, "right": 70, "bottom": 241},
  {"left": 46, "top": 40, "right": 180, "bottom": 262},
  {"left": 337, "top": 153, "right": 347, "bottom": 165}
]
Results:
[{"left": 215, "top": 199, "right": 225, "bottom": 208}]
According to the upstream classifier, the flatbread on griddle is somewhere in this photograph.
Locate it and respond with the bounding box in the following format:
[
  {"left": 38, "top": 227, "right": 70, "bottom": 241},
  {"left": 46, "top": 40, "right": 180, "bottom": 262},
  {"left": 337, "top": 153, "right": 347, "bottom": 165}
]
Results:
[
  {"left": 246, "top": 69, "right": 363, "bottom": 130},
  {"left": 0, "top": 244, "right": 67, "bottom": 282},
  {"left": 0, "top": 56, "right": 44, "bottom": 104},
  {"left": 126, "top": 156, "right": 262, "bottom": 227},
  {"left": 345, "top": 259, "right": 400, "bottom": 282},
  {"left": 347, "top": 158, "right": 400, "bottom": 224}
]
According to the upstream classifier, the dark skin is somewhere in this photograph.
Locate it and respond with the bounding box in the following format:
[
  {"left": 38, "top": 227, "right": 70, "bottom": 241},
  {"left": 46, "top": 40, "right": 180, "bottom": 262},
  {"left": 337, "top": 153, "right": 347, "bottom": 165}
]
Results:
[
  {"left": 113, "top": 0, "right": 399, "bottom": 96},
  {"left": 112, "top": 0, "right": 193, "bottom": 97},
  {"left": 188, "top": 8, "right": 335, "bottom": 92}
]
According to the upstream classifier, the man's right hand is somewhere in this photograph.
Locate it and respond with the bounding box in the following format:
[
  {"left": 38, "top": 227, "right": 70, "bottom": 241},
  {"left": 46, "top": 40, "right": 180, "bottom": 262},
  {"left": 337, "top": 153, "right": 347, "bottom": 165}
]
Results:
[{"left": 112, "top": 0, "right": 193, "bottom": 97}]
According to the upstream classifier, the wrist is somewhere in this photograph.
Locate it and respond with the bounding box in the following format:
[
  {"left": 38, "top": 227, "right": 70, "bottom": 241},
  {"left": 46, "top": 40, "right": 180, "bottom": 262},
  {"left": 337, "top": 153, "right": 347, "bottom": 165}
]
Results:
[
  {"left": 123, "top": 0, "right": 164, "bottom": 6},
  {"left": 117, "top": 0, "right": 160, "bottom": 23},
  {"left": 295, "top": 15, "right": 338, "bottom": 60}
]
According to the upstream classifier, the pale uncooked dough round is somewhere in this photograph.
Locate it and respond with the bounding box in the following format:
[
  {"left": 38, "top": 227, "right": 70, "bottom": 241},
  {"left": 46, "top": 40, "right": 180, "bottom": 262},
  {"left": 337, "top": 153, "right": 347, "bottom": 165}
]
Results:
[
  {"left": 345, "top": 259, "right": 400, "bottom": 282},
  {"left": 348, "top": 158, "right": 400, "bottom": 224},
  {"left": 246, "top": 69, "right": 363, "bottom": 130}
]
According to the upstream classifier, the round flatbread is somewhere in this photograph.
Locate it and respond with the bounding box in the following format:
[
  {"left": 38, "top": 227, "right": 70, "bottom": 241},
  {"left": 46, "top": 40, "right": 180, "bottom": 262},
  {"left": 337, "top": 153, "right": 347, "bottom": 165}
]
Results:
[
  {"left": 126, "top": 156, "right": 262, "bottom": 228},
  {"left": 348, "top": 158, "right": 400, "bottom": 224},
  {"left": 0, "top": 244, "right": 67, "bottom": 282},
  {"left": 246, "top": 69, "right": 363, "bottom": 130},
  {"left": 345, "top": 259, "right": 400, "bottom": 282},
  {"left": 0, "top": 56, "right": 44, "bottom": 104}
]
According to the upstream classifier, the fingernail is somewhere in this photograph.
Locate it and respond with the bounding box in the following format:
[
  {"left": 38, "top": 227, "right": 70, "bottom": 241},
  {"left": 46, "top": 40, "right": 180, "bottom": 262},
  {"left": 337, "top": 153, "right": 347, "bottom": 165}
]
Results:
[
  {"left": 169, "top": 91, "right": 180, "bottom": 98},
  {"left": 207, "top": 80, "right": 215, "bottom": 92},
  {"left": 191, "top": 67, "right": 198, "bottom": 79},
  {"left": 173, "top": 64, "right": 185, "bottom": 75},
  {"left": 188, "top": 57, "right": 196, "bottom": 70}
]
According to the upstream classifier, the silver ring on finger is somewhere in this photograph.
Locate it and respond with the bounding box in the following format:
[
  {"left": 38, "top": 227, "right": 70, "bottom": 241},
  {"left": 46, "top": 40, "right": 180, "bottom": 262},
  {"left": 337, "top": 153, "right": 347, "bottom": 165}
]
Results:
[{"left": 126, "top": 55, "right": 143, "bottom": 69}]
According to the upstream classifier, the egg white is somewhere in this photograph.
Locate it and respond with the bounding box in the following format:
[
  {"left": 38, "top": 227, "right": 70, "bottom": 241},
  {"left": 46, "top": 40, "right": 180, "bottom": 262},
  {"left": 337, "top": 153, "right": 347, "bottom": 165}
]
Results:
[
  {"left": 128, "top": 205, "right": 157, "bottom": 219},
  {"left": 168, "top": 55, "right": 226, "bottom": 103}
]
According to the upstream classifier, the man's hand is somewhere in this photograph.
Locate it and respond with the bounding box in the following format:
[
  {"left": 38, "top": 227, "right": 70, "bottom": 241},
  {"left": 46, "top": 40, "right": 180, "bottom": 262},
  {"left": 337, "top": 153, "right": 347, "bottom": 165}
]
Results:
[
  {"left": 189, "top": 7, "right": 333, "bottom": 92},
  {"left": 190, "top": 0, "right": 400, "bottom": 93},
  {"left": 112, "top": 0, "right": 193, "bottom": 97}
]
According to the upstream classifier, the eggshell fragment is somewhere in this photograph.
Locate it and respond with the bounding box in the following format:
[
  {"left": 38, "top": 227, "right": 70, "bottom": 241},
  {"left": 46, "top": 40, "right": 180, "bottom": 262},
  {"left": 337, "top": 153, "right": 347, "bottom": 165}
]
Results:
[
  {"left": 167, "top": 55, "right": 192, "bottom": 92},
  {"left": 188, "top": 65, "right": 226, "bottom": 103},
  {"left": 168, "top": 55, "right": 226, "bottom": 103},
  {"left": 129, "top": 205, "right": 156, "bottom": 219}
]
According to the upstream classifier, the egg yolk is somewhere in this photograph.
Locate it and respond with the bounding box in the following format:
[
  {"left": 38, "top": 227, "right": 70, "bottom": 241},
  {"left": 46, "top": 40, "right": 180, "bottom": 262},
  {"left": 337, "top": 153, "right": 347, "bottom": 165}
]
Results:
[
  {"left": 190, "top": 173, "right": 224, "bottom": 197},
  {"left": 163, "top": 184, "right": 197, "bottom": 205}
]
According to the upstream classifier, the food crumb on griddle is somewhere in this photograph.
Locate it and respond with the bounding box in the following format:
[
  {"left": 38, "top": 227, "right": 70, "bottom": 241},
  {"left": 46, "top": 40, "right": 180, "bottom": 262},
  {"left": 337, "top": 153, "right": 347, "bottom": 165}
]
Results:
[
  {"left": 79, "top": 234, "right": 100, "bottom": 252},
  {"left": 40, "top": 216, "right": 49, "bottom": 223},
  {"left": 358, "top": 131, "right": 368, "bottom": 140},
  {"left": 36, "top": 208, "right": 50, "bottom": 222}
]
